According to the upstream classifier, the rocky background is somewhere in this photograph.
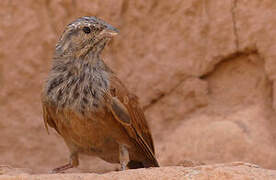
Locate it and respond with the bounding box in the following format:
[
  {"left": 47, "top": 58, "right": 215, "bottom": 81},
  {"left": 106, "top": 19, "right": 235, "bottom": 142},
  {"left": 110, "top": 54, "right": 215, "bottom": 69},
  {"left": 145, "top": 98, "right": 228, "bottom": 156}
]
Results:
[{"left": 1, "top": 0, "right": 276, "bottom": 178}]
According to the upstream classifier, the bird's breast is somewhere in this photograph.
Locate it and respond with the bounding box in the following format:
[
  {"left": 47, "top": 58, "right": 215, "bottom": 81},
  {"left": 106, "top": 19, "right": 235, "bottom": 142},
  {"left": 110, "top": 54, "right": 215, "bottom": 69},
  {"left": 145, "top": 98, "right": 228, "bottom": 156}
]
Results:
[{"left": 45, "top": 66, "right": 110, "bottom": 114}]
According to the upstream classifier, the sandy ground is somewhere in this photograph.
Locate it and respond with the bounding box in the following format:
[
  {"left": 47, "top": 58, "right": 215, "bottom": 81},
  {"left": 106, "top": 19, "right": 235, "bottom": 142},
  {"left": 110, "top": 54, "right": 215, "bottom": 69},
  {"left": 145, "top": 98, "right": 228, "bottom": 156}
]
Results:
[{"left": 1, "top": 163, "right": 276, "bottom": 180}]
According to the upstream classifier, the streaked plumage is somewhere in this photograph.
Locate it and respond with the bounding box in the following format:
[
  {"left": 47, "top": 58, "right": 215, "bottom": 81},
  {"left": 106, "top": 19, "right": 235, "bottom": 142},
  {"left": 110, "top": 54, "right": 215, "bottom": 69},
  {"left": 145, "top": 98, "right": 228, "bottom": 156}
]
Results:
[{"left": 41, "top": 16, "right": 159, "bottom": 172}]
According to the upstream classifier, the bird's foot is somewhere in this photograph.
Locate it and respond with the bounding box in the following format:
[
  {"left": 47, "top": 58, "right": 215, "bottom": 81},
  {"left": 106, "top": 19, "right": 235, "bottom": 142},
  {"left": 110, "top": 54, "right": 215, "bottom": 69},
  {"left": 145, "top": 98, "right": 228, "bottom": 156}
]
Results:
[
  {"left": 51, "top": 163, "right": 73, "bottom": 173},
  {"left": 119, "top": 144, "right": 129, "bottom": 171}
]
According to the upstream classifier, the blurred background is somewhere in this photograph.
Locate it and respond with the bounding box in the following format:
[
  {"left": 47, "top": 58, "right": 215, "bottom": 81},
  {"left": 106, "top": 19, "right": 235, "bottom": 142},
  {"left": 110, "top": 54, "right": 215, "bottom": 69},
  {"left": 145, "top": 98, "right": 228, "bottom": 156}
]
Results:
[{"left": 1, "top": 0, "right": 276, "bottom": 174}]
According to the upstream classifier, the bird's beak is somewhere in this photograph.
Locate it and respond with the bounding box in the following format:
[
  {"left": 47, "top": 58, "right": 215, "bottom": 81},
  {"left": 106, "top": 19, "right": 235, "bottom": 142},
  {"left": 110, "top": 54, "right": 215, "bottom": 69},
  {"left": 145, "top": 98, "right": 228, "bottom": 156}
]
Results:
[{"left": 99, "top": 26, "right": 119, "bottom": 38}]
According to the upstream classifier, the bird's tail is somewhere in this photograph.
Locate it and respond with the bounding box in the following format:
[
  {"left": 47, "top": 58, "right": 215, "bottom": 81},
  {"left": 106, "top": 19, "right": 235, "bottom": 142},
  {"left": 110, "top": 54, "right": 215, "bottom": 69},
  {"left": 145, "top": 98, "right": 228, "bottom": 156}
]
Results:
[
  {"left": 127, "top": 160, "right": 144, "bottom": 169},
  {"left": 127, "top": 159, "right": 159, "bottom": 169}
]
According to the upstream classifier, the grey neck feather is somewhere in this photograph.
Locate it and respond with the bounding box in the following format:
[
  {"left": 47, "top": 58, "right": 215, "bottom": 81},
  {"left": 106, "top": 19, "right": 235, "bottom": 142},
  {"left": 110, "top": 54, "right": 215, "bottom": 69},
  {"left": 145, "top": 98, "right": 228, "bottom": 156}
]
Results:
[{"left": 45, "top": 47, "right": 111, "bottom": 114}]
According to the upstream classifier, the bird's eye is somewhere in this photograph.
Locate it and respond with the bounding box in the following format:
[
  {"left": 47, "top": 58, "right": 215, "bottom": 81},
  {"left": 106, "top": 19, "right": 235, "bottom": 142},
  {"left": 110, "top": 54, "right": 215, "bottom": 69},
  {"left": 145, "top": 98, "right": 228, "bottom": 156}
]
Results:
[{"left": 83, "top": 27, "right": 91, "bottom": 34}]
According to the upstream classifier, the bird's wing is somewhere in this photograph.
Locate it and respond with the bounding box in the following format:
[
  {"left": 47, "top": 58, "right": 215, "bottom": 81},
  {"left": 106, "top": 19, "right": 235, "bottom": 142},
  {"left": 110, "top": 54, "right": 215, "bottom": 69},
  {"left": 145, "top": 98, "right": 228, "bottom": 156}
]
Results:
[
  {"left": 102, "top": 75, "right": 159, "bottom": 167},
  {"left": 41, "top": 95, "right": 59, "bottom": 134}
]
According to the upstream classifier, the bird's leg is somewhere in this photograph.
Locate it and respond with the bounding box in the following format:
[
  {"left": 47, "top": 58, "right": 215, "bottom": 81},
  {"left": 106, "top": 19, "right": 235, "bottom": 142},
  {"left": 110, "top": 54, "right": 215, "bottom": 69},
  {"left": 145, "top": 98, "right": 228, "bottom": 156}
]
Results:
[
  {"left": 119, "top": 144, "right": 129, "bottom": 171},
  {"left": 51, "top": 153, "right": 79, "bottom": 173}
]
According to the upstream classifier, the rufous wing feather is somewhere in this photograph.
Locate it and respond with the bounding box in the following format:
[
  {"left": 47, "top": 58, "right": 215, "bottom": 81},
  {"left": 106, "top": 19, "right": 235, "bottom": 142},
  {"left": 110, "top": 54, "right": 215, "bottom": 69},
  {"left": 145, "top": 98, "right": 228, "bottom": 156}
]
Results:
[
  {"left": 41, "top": 98, "right": 59, "bottom": 134},
  {"left": 103, "top": 75, "right": 159, "bottom": 167}
]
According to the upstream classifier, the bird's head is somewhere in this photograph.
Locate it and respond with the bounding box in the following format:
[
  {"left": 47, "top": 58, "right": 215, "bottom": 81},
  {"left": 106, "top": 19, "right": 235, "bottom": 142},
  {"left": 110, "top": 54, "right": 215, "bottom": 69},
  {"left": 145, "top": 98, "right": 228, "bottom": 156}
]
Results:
[{"left": 55, "top": 16, "right": 119, "bottom": 58}]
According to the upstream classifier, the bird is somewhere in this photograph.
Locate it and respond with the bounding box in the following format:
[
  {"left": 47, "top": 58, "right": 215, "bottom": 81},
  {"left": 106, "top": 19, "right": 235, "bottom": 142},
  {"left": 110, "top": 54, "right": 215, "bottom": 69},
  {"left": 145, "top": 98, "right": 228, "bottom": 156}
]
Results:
[{"left": 41, "top": 16, "right": 159, "bottom": 173}]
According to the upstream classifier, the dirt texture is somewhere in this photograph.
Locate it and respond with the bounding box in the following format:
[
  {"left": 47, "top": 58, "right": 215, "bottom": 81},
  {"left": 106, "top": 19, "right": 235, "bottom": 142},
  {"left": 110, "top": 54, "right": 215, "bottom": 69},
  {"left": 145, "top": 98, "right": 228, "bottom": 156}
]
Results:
[
  {"left": 1, "top": 163, "right": 276, "bottom": 180},
  {"left": 1, "top": 0, "right": 276, "bottom": 178}
]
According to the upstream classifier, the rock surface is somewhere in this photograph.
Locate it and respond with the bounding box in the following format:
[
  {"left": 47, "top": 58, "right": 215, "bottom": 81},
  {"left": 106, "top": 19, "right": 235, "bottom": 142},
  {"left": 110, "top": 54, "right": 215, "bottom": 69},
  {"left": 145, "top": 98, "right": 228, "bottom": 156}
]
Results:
[
  {"left": 1, "top": 163, "right": 276, "bottom": 180},
  {"left": 1, "top": 0, "right": 276, "bottom": 177}
]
